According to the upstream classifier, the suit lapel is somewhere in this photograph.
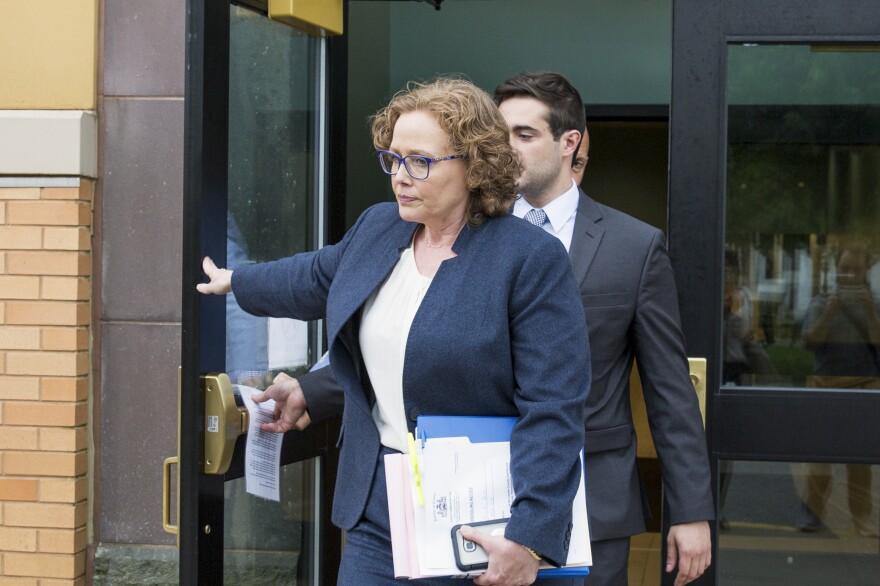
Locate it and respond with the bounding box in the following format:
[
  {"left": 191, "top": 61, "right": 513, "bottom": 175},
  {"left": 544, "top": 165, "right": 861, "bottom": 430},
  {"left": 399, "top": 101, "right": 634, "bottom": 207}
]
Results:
[
  {"left": 569, "top": 189, "right": 605, "bottom": 286},
  {"left": 327, "top": 216, "right": 418, "bottom": 346}
]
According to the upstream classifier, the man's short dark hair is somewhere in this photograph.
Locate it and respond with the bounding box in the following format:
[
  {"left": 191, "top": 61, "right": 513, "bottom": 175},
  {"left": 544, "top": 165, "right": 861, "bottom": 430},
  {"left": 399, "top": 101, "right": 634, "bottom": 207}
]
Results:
[{"left": 494, "top": 72, "right": 586, "bottom": 141}]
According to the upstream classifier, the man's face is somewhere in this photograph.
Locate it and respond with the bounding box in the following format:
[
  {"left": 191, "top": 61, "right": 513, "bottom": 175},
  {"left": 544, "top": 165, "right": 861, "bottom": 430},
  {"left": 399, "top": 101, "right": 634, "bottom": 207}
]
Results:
[
  {"left": 498, "top": 97, "right": 569, "bottom": 203},
  {"left": 572, "top": 130, "right": 590, "bottom": 186}
]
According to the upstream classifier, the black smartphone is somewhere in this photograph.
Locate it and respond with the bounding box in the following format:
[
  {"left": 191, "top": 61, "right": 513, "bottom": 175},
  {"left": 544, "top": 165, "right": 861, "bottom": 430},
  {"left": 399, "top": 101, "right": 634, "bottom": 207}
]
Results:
[{"left": 450, "top": 518, "right": 509, "bottom": 572}]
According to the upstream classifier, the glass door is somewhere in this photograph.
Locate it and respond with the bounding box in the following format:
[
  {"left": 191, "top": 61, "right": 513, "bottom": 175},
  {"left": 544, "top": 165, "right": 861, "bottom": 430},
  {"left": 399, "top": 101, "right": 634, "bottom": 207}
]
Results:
[
  {"left": 179, "top": 2, "right": 341, "bottom": 583},
  {"left": 670, "top": 1, "right": 880, "bottom": 584}
]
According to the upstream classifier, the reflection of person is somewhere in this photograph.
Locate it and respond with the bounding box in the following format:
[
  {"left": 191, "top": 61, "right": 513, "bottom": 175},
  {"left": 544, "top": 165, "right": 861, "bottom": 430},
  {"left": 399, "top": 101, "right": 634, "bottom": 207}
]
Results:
[
  {"left": 799, "top": 245, "right": 879, "bottom": 535},
  {"left": 199, "top": 78, "right": 591, "bottom": 586},
  {"left": 494, "top": 72, "right": 713, "bottom": 586}
]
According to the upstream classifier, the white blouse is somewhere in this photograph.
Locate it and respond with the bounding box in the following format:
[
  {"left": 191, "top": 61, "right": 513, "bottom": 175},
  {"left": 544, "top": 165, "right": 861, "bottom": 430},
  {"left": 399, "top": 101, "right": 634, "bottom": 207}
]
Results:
[{"left": 359, "top": 244, "right": 432, "bottom": 453}]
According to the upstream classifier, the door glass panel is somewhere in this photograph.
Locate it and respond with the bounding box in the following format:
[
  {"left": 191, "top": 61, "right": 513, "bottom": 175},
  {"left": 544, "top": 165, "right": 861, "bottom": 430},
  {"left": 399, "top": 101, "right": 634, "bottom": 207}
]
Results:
[
  {"left": 718, "top": 460, "right": 879, "bottom": 584},
  {"left": 225, "top": 5, "right": 320, "bottom": 584},
  {"left": 724, "top": 44, "right": 880, "bottom": 388}
]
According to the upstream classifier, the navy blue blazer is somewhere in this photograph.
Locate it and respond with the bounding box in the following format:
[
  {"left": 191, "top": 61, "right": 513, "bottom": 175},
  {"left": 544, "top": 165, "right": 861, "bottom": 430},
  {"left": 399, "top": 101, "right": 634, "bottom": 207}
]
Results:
[{"left": 232, "top": 203, "right": 591, "bottom": 565}]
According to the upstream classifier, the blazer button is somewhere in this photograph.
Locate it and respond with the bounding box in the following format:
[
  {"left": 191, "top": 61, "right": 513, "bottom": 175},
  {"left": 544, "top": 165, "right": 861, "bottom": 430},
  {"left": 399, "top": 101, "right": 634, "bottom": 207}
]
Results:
[{"left": 409, "top": 408, "right": 421, "bottom": 421}]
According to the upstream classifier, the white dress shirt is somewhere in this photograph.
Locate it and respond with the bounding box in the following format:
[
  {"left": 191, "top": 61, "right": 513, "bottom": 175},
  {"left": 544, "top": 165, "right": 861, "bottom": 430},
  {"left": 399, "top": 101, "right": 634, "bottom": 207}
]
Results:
[
  {"left": 359, "top": 244, "right": 431, "bottom": 453},
  {"left": 512, "top": 179, "right": 580, "bottom": 252}
]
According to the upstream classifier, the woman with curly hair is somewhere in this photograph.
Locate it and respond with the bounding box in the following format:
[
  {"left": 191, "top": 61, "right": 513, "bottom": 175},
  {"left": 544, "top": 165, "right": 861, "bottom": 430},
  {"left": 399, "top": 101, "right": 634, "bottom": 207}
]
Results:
[{"left": 198, "top": 77, "right": 590, "bottom": 586}]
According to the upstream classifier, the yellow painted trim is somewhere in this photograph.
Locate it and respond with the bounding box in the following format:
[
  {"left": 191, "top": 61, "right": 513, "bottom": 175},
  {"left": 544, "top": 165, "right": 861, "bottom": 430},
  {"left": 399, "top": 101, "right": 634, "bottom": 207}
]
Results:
[
  {"left": 269, "top": 0, "right": 344, "bottom": 37},
  {"left": 0, "top": 1, "right": 98, "bottom": 109}
]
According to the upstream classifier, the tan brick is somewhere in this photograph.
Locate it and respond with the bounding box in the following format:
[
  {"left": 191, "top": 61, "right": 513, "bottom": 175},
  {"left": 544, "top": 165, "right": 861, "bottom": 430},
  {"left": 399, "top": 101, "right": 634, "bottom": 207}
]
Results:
[
  {"left": 7, "top": 352, "right": 88, "bottom": 377},
  {"left": 0, "top": 226, "right": 42, "bottom": 249},
  {"left": 0, "top": 276, "right": 41, "bottom": 299},
  {"left": 41, "top": 278, "right": 89, "bottom": 302},
  {"left": 0, "top": 188, "right": 40, "bottom": 200},
  {"left": 0, "top": 326, "right": 40, "bottom": 350},
  {"left": 0, "top": 478, "right": 39, "bottom": 501},
  {"left": 0, "top": 202, "right": 5, "bottom": 223},
  {"left": 0, "top": 527, "right": 38, "bottom": 552},
  {"left": 0, "top": 578, "right": 38, "bottom": 586},
  {"left": 4, "top": 451, "right": 87, "bottom": 477},
  {"left": 39, "top": 477, "right": 87, "bottom": 504},
  {"left": 39, "top": 427, "right": 86, "bottom": 452},
  {"left": 43, "top": 227, "right": 91, "bottom": 252},
  {"left": 41, "top": 186, "right": 83, "bottom": 201},
  {"left": 0, "top": 375, "right": 40, "bottom": 400},
  {"left": 41, "top": 378, "right": 88, "bottom": 402},
  {"left": 0, "top": 350, "right": 5, "bottom": 373},
  {"left": 7, "top": 302, "right": 89, "bottom": 326},
  {"left": 4, "top": 551, "right": 84, "bottom": 579},
  {"left": 37, "top": 527, "right": 86, "bottom": 554},
  {"left": 0, "top": 426, "right": 39, "bottom": 450},
  {"left": 41, "top": 328, "right": 88, "bottom": 352},
  {"left": 7, "top": 201, "right": 90, "bottom": 227},
  {"left": 0, "top": 300, "right": 4, "bottom": 322},
  {"left": 40, "top": 579, "right": 87, "bottom": 586},
  {"left": 4, "top": 402, "right": 87, "bottom": 427},
  {"left": 7, "top": 252, "right": 90, "bottom": 277}
]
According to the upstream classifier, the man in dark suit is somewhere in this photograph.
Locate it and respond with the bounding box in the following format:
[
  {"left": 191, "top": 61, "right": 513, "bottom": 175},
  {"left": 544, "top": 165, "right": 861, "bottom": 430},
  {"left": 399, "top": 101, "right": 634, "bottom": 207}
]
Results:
[{"left": 494, "top": 72, "right": 713, "bottom": 586}]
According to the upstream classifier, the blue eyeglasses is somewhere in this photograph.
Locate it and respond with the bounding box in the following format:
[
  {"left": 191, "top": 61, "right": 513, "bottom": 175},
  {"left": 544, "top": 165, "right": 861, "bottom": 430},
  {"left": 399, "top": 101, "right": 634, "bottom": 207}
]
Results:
[{"left": 376, "top": 149, "right": 467, "bottom": 180}]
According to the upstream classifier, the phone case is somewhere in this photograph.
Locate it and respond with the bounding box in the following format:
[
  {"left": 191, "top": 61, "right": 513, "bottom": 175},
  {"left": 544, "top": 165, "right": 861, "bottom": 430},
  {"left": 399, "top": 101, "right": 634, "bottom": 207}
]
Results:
[{"left": 450, "top": 518, "right": 509, "bottom": 572}]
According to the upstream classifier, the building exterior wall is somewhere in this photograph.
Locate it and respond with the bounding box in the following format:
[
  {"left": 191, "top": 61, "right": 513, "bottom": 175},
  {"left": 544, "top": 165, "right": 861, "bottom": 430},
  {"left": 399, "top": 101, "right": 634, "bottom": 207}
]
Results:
[{"left": 0, "top": 1, "right": 98, "bottom": 584}]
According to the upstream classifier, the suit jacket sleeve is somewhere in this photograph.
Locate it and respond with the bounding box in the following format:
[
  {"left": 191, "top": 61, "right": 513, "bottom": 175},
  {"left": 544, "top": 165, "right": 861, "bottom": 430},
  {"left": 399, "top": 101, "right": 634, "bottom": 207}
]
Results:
[
  {"left": 296, "top": 365, "right": 344, "bottom": 423},
  {"left": 502, "top": 236, "right": 591, "bottom": 566},
  {"left": 633, "top": 231, "right": 714, "bottom": 525}
]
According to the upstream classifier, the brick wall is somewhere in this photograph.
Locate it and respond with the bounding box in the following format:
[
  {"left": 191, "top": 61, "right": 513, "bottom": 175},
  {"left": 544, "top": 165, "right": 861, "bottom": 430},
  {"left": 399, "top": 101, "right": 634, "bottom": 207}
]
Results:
[{"left": 0, "top": 180, "right": 91, "bottom": 585}]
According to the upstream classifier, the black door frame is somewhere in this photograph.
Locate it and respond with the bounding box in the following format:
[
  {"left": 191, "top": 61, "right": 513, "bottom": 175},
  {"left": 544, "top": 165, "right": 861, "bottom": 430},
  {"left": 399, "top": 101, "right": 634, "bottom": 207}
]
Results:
[
  {"left": 181, "top": 1, "right": 347, "bottom": 583},
  {"left": 670, "top": 1, "right": 880, "bottom": 583}
]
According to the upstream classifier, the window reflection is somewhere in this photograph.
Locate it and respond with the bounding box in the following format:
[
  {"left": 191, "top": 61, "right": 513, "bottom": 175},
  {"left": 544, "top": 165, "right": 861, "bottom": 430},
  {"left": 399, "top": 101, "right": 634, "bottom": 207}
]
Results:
[
  {"left": 724, "top": 44, "right": 880, "bottom": 388},
  {"left": 719, "top": 460, "right": 879, "bottom": 584}
]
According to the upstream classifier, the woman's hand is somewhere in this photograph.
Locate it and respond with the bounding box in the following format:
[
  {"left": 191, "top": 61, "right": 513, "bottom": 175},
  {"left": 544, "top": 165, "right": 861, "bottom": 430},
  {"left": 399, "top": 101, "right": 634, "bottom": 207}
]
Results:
[
  {"left": 252, "top": 372, "right": 312, "bottom": 432},
  {"left": 459, "top": 525, "right": 539, "bottom": 586},
  {"left": 196, "top": 256, "right": 233, "bottom": 295}
]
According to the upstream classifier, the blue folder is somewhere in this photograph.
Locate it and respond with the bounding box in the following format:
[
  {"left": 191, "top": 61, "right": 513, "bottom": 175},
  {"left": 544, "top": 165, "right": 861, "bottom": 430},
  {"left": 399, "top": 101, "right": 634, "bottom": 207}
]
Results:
[{"left": 416, "top": 415, "right": 589, "bottom": 578}]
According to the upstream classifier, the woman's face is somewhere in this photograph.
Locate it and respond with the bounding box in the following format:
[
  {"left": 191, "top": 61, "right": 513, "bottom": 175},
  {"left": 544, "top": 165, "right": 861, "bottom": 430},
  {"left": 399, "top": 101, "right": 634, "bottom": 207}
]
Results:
[{"left": 389, "top": 110, "right": 469, "bottom": 229}]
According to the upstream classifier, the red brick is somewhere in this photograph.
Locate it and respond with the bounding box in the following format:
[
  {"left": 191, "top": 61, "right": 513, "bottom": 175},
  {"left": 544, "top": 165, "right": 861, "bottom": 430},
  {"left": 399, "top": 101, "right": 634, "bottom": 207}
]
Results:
[{"left": 0, "top": 478, "right": 39, "bottom": 501}]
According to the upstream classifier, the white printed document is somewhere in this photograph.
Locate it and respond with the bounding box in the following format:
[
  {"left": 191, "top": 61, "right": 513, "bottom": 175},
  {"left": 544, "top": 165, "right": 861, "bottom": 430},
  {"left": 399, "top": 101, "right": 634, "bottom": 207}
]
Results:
[{"left": 235, "top": 384, "right": 283, "bottom": 501}]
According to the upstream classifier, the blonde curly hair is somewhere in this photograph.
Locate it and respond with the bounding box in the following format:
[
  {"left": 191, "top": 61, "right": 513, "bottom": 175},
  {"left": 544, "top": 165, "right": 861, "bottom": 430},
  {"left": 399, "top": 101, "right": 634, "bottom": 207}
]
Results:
[{"left": 371, "top": 77, "right": 520, "bottom": 225}]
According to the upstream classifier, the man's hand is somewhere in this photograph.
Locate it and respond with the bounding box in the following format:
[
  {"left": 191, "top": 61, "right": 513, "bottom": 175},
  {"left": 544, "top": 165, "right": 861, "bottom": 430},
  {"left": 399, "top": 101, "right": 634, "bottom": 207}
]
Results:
[
  {"left": 666, "top": 520, "right": 711, "bottom": 586},
  {"left": 252, "top": 372, "right": 312, "bottom": 432},
  {"left": 459, "top": 525, "right": 539, "bottom": 586}
]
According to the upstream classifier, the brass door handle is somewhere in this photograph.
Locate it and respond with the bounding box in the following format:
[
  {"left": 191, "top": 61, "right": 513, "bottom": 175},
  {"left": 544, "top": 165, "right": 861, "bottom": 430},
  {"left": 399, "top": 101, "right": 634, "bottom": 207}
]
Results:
[
  {"left": 688, "top": 357, "right": 707, "bottom": 428},
  {"left": 203, "top": 373, "right": 249, "bottom": 475},
  {"left": 162, "top": 456, "right": 178, "bottom": 535}
]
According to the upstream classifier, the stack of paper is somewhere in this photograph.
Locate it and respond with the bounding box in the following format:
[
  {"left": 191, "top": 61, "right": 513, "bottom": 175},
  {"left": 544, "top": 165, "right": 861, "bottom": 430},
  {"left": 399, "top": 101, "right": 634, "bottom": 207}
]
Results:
[{"left": 384, "top": 416, "right": 591, "bottom": 579}]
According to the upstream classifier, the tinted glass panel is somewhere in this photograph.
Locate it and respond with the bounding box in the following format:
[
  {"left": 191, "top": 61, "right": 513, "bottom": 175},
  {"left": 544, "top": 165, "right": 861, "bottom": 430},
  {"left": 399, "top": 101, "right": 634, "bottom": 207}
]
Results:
[
  {"left": 724, "top": 44, "right": 880, "bottom": 389},
  {"left": 719, "top": 460, "right": 879, "bottom": 584},
  {"left": 224, "top": 6, "right": 320, "bottom": 584}
]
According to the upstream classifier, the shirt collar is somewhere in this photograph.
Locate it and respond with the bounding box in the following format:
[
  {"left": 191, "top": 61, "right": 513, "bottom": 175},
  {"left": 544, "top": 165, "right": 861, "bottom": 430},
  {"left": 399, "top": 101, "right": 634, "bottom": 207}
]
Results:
[{"left": 513, "top": 179, "right": 580, "bottom": 231}]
